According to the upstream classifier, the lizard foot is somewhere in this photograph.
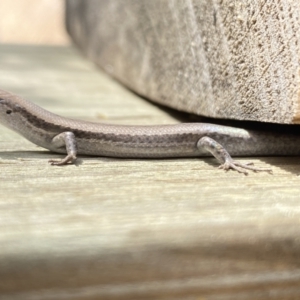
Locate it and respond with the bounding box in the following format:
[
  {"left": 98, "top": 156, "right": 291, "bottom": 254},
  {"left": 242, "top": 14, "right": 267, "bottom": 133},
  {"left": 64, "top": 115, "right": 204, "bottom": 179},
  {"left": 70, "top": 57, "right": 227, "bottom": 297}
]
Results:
[
  {"left": 219, "top": 159, "right": 273, "bottom": 175},
  {"left": 49, "top": 154, "right": 77, "bottom": 166}
]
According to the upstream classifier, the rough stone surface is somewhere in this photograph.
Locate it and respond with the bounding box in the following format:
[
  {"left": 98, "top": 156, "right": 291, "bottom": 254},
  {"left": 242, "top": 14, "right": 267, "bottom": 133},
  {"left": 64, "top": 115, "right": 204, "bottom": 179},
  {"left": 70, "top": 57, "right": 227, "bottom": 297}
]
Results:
[{"left": 66, "top": 0, "right": 300, "bottom": 124}]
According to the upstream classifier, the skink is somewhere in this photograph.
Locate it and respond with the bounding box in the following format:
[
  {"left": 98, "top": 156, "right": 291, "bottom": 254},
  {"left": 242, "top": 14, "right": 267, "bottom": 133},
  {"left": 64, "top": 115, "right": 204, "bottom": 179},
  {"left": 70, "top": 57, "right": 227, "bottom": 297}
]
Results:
[{"left": 1, "top": 89, "right": 299, "bottom": 174}]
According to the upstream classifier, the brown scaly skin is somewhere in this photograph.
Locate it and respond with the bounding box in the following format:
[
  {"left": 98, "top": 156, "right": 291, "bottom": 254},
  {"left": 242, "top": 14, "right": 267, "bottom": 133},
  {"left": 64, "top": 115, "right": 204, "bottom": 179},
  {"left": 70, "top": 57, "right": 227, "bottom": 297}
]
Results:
[{"left": 1, "top": 89, "right": 299, "bottom": 174}]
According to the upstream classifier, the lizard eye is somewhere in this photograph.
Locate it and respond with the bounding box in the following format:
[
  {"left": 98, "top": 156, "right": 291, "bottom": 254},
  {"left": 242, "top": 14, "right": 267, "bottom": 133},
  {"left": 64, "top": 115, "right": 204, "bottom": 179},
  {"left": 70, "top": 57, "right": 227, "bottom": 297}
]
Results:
[{"left": 6, "top": 110, "right": 12, "bottom": 114}]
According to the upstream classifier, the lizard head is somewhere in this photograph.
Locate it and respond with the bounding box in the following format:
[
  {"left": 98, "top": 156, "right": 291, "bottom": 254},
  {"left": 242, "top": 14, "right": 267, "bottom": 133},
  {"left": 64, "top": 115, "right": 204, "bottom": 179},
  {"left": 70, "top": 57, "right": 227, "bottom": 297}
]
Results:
[{"left": 0, "top": 92, "right": 26, "bottom": 131}]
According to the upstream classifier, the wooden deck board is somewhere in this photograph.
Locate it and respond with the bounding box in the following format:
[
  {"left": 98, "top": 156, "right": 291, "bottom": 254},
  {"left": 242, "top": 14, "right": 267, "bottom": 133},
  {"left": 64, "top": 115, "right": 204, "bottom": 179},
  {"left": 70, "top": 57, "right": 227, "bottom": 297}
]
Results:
[{"left": 1, "top": 45, "right": 300, "bottom": 299}]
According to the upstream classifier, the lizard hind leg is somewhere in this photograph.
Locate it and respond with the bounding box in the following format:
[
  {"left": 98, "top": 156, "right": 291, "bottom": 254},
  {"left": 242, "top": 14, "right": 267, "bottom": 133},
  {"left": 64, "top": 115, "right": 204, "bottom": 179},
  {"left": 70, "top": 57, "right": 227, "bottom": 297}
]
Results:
[{"left": 197, "top": 136, "right": 272, "bottom": 175}]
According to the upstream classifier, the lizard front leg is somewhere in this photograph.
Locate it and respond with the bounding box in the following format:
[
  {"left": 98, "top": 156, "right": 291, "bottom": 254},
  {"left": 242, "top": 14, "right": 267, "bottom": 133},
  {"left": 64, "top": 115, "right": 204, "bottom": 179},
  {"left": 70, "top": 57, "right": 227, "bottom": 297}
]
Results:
[
  {"left": 197, "top": 137, "right": 272, "bottom": 175},
  {"left": 48, "top": 132, "right": 77, "bottom": 166}
]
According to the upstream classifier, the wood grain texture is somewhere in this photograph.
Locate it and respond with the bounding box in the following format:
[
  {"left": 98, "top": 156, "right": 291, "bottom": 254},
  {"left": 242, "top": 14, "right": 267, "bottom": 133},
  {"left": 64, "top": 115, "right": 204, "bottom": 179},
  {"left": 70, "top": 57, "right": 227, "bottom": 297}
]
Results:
[
  {"left": 66, "top": 0, "right": 300, "bottom": 124},
  {"left": 1, "top": 45, "right": 300, "bottom": 299}
]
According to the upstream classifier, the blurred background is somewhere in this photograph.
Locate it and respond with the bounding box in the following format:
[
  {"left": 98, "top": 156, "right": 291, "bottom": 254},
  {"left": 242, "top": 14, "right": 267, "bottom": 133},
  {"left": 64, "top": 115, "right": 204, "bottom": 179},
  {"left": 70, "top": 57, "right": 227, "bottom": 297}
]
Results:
[{"left": 0, "top": 0, "right": 69, "bottom": 45}]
